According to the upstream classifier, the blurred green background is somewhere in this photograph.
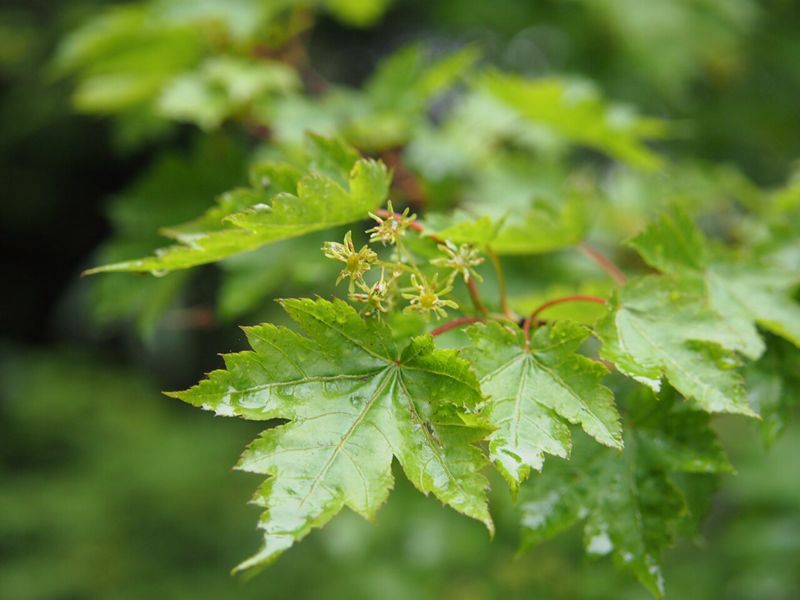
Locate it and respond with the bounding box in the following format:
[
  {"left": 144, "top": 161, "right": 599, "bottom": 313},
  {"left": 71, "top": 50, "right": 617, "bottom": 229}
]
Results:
[{"left": 2, "top": 1, "right": 800, "bottom": 598}]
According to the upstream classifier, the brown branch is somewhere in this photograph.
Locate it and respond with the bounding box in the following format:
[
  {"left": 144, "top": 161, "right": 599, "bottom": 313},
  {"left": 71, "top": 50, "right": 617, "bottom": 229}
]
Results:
[
  {"left": 379, "top": 149, "right": 427, "bottom": 210},
  {"left": 163, "top": 307, "right": 216, "bottom": 331},
  {"left": 579, "top": 243, "right": 627, "bottom": 285},
  {"left": 430, "top": 316, "right": 484, "bottom": 337},
  {"left": 522, "top": 294, "right": 607, "bottom": 350}
]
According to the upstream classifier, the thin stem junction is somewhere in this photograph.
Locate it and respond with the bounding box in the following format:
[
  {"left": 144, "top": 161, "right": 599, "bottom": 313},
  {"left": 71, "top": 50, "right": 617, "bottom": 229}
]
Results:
[
  {"left": 522, "top": 294, "right": 607, "bottom": 350},
  {"left": 430, "top": 316, "right": 485, "bottom": 337}
]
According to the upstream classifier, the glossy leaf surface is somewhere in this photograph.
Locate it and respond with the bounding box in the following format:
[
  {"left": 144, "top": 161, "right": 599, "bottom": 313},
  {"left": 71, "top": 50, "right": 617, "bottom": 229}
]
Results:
[{"left": 170, "top": 298, "right": 492, "bottom": 570}]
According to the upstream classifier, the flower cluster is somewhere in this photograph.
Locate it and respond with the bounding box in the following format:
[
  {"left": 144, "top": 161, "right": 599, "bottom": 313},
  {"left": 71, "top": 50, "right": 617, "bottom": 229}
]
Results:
[{"left": 322, "top": 201, "right": 484, "bottom": 319}]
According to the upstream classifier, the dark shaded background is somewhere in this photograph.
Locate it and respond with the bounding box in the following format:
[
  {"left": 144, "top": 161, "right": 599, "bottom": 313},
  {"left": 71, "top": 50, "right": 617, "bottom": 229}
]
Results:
[{"left": 2, "top": 1, "right": 800, "bottom": 598}]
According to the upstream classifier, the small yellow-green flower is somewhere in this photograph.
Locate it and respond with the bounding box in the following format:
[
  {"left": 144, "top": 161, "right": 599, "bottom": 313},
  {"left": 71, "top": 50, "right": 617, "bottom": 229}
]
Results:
[
  {"left": 350, "top": 270, "right": 396, "bottom": 315},
  {"left": 367, "top": 201, "right": 416, "bottom": 246},
  {"left": 402, "top": 273, "right": 458, "bottom": 319},
  {"left": 322, "top": 231, "right": 377, "bottom": 291},
  {"left": 431, "top": 241, "right": 484, "bottom": 283}
]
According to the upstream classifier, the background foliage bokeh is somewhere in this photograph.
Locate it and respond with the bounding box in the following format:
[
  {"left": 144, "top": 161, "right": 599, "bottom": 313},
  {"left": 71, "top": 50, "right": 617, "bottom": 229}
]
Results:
[{"left": 2, "top": 1, "right": 799, "bottom": 598}]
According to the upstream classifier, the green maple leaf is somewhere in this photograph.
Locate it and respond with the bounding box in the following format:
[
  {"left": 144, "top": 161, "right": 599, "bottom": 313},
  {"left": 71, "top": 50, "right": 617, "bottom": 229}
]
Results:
[
  {"left": 628, "top": 210, "right": 800, "bottom": 359},
  {"left": 479, "top": 72, "right": 666, "bottom": 170},
  {"left": 519, "top": 390, "right": 730, "bottom": 598},
  {"left": 169, "top": 297, "right": 492, "bottom": 571},
  {"left": 158, "top": 56, "right": 298, "bottom": 130},
  {"left": 598, "top": 275, "right": 756, "bottom": 416},
  {"left": 426, "top": 196, "right": 587, "bottom": 256},
  {"left": 464, "top": 321, "right": 622, "bottom": 491},
  {"left": 85, "top": 135, "right": 390, "bottom": 275},
  {"left": 519, "top": 439, "right": 682, "bottom": 599},
  {"left": 630, "top": 387, "right": 734, "bottom": 475},
  {"left": 745, "top": 335, "right": 800, "bottom": 446}
]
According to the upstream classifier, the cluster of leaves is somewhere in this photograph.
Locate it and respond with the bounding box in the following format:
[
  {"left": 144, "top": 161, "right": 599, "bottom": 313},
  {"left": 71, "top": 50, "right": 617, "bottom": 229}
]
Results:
[{"left": 60, "top": 0, "right": 800, "bottom": 597}]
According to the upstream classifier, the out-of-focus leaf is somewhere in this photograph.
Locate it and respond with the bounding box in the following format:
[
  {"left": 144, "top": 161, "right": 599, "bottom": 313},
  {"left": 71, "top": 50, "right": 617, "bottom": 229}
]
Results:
[
  {"left": 323, "top": 0, "right": 393, "bottom": 27},
  {"left": 628, "top": 210, "right": 800, "bottom": 358},
  {"left": 272, "top": 45, "right": 479, "bottom": 151},
  {"left": 509, "top": 280, "right": 613, "bottom": 325},
  {"left": 158, "top": 56, "right": 298, "bottom": 129},
  {"left": 745, "top": 336, "right": 800, "bottom": 446},
  {"left": 479, "top": 72, "right": 666, "bottom": 170},
  {"left": 54, "top": 6, "right": 204, "bottom": 112},
  {"left": 519, "top": 389, "right": 730, "bottom": 598},
  {"left": 217, "top": 232, "right": 336, "bottom": 320}
]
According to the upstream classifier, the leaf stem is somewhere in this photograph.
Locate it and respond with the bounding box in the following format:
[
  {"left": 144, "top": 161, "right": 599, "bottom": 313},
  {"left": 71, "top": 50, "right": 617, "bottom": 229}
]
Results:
[
  {"left": 522, "top": 294, "right": 607, "bottom": 350},
  {"left": 579, "top": 242, "right": 627, "bottom": 285},
  {"left": 466, "top": 277, "right": 489, "bottom": 316},
  {"left": 487, "top": 247, "right": 517, "bottom": 320},
  {"left": 430, "top": 316, "right": 484, "bottom": 337}
]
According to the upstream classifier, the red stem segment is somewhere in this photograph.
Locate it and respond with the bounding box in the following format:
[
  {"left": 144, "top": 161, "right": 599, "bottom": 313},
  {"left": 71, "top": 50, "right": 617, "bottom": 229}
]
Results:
[
  {"left": 430, "top": 316, "right": 484, "bottom": 337},
  {"left": 466, "top": 277, "right": 489, "bottom": 316},
  {"left": 522, "top": 294, "right": 607, "bottom": 350},
  {"left": 579, "top": 243, "right": 627, "bottom": 285}
]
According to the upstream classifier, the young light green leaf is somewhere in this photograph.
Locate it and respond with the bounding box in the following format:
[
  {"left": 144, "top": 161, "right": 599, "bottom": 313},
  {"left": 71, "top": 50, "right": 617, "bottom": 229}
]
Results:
[
  {"left": 597, "top": 276, "right": 756, "bottom": 417},
  {"left": 625, "top": 210, "right": 708, "bottom": 275},
  {"left": 85, "top": 136, "right": 390, "bottom": 275},
  {"left": 464, "top": 321, "right": 621, "bottom": 491},
  {"left": 489, "top": 197, "right": 587, "bottom": 255},
  {"left": 705, "top": 263, "right": 800, "bottom": 353},
  {"left": 424, "top": 195, "right": 587, "bottom": 256},
  {"left": 169, "top": 297, "right": 492, "bottom": 571}
]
